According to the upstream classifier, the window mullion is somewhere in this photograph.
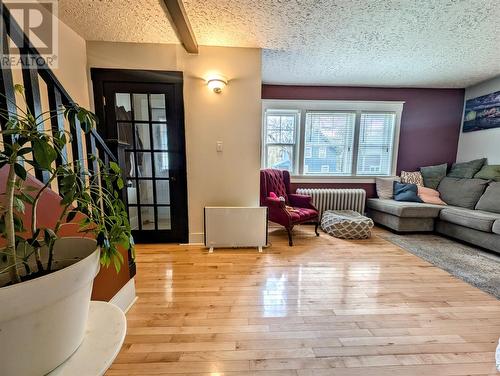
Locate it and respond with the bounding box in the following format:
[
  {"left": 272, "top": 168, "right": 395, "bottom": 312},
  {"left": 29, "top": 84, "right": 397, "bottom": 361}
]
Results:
[
  {"left": 351, "top": 110, "right": 362, "bottom": 176},
  {"left": 297, "top": 109, "right": 306, "bottom": 175}
]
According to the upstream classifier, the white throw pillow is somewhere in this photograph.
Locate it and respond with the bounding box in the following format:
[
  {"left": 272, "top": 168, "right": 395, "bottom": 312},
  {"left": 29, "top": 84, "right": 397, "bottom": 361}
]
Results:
[{"left": 376, "top": 177, "right": 401, "bottom": 199}]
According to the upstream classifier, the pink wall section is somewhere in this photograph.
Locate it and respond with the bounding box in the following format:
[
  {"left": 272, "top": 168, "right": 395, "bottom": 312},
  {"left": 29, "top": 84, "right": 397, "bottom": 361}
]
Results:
[
  {"left": 0, "top": 167, "right": 131, "bottom": 301},
  {"left": 262, "top": 85, "right": 465, "bottom": 197}
]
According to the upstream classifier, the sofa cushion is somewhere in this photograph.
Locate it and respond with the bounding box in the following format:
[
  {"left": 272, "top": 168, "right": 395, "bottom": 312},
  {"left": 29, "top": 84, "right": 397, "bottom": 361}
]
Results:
[
  {"left": 439, "top": 207, "right": 500, "bottom": 233},
  {"left": 447, "top": 158, "right": 486, "bottom": 179},
  {"left": 401, "top": 171, "right": 424, "bottom": 186},
  {"left": 475, "top": 182, "right": 500, "bottom": 214},
  {"left": 393, "top": 182, "right": 423, "bottom": 203},
  {"left": 418, "top": 186, "right": 447, "bottom": 205},
  {"left": 420, "top": 163, "right": 447, "bottom": 190},
  {"left": 437, "top": 177, "right": 488, "bottom": 209},
  {"left": 474, "top": 165, "right": 500, "bottom": 182},
  {"left": 492, "top": 220, "right": 500, "bottom": 235},
  {"left": 375, "top": 177, "right": 400, "bottom": 199},
  {"left": 367, "top": 198, "right": 443, "bottom": 218}
]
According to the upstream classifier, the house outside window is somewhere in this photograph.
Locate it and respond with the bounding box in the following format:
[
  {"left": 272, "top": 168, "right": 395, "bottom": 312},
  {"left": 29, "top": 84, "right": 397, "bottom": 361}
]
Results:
[
  {"left": 262, "top": 100, "right": 404, "bottom": 180},
  {"left": 318, "top": 147, "right": 327, "bottom": 158},
  {"left": 262, "top": 110, "right": 299, "bottom": 172}
]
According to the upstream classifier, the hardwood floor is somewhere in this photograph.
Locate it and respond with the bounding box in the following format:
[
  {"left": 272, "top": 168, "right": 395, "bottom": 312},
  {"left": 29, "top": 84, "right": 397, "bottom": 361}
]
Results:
[{"left": 106, "top": 226, "right": 500, "bottom": 375}]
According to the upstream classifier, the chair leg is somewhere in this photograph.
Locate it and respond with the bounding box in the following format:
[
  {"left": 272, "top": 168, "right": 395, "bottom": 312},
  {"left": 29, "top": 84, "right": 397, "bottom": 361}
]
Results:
[
  {"left": 315, "top": 222, "right": 320, "bottom": 236},
  {"left": 287, "top": 227, "right": 294, "bottom": 246}
]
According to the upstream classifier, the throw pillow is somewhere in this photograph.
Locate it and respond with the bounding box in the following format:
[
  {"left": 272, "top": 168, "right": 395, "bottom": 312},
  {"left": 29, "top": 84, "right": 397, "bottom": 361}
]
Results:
[
  {"left": 393, "top": 182, "right": 423, "bottom": 203},
  {"left": 401, "top": 171, "right": 424, "bottom": 186},
  {"left": 438, "top": 177, "right": 489, "bottom": 209},
  {"left": 420, "top": 163, "right": 447, "bottom": 190},
  {"left": 375, "top": 177, "right": 400, "bottom": 199},
  {"left": 418, "top": 186, "right": 446, "bottom": 205},
  {"left": 475, "top": 182, "right": 500, "bottom": 214},
  {"left": 447, "top": 158, "right": 486, "bottom": 179},
  {"left": 474, "top": 165, "right": 500, "bottom": 182}
]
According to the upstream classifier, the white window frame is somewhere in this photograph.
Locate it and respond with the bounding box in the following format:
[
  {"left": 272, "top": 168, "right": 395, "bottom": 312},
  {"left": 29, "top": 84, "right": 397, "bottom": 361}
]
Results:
[
  {"left": 320, "top": 165, "right": 330, "bottom": 173},
  {"left": 261, "top": 109, "right": 300, "bottom": 174},
  {"left": 261, "top": 99, "right": 404, "bottom": 183}
]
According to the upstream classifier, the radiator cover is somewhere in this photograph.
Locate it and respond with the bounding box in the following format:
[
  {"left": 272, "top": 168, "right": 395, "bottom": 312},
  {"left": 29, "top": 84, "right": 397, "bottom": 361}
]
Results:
[
  {"left": 295, "top": 188, "right": 366, "bottom": 217},
  {"left": 204, "top": 207, "right": 268, "bottom": 249}
]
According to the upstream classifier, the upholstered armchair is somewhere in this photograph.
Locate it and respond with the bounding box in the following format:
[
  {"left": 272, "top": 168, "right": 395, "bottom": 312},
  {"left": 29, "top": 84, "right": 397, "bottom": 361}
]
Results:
[{"left": 260, "top": 169, "right": 319, "bottom": 246}]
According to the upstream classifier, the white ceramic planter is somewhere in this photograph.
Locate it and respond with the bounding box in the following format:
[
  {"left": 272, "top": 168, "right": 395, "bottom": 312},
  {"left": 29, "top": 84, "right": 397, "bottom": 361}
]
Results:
[{"left": 0, "top": 237, "right": 100, "bottom": 376}]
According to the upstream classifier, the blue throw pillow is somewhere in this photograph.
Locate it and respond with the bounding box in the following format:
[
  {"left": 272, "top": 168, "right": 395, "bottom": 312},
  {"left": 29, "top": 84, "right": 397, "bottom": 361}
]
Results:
[{"left": 393, "top": 182, "right": 423, "bottom": 203}]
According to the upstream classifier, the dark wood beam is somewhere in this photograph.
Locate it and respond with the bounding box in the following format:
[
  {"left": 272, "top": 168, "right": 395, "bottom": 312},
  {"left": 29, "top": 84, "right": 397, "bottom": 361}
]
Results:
[{"left": 162, "top": 0, "right": 198, "bottom": 54}]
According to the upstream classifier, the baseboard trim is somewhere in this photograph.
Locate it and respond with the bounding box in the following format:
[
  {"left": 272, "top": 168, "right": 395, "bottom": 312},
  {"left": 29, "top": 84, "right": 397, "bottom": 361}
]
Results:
[
  {"left": 189, "top": 232, "right": 205, "bottom": 244},
  {"left": 109, "top": 278, "right": 137, "bottom": 313}
]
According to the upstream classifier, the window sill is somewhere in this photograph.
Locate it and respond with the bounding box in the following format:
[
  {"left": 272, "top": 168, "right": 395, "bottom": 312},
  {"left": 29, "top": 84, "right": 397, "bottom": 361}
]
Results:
[{"left": 290, "top": 175, "right": 397, "bottom": 184}]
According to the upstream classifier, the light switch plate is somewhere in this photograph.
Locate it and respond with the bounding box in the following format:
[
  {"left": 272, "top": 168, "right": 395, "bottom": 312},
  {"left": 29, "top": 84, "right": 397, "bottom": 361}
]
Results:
[{"left": 216, "top": 141, "right": 223, "bottom": 152}]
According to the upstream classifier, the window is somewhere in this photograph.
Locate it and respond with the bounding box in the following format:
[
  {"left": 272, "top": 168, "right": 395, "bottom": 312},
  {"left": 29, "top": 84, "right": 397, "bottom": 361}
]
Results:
[
  {"left": 263, "top": 110, "right": 298, "bottom": 172},
  {"left": 304, "top": 112, "right": 355, "bottom": 175},
  {"left": 262, "top": 100, "right": 402, "bottom": 178},
  {"left": 356, "top": 113, "right": 396, "bottom": 176},
  {"left": 304, "top": 147, "right": 312, "bottom": 158}
]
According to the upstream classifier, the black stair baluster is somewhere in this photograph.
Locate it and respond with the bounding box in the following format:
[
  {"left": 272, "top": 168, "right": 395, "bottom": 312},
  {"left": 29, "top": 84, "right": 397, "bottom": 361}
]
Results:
[
  {"left": 0, "top": 18, "right": 16, "bottom": 146},
  {"left": 47, "top": 84, "right": 68, "bottom": 191},
  {"left": 21, "top": 62, "right": 51, "bottom": 184}
]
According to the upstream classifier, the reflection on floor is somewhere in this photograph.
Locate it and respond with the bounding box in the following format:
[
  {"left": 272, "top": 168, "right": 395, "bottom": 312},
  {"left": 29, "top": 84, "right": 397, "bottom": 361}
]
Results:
[{"left": 106, "top": 226, "right": 500, "bottom": 375}]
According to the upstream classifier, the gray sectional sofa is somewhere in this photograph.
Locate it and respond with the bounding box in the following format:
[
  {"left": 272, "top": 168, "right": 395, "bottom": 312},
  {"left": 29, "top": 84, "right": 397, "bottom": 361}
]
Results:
[{"left": 367, "top": 178, "right": 500, "bottom": 254}]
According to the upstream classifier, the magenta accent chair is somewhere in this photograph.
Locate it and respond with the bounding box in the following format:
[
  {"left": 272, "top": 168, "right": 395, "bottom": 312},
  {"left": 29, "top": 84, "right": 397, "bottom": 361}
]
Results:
[{"left": 260, "top": 169, "right": 320, "bottom": 246}]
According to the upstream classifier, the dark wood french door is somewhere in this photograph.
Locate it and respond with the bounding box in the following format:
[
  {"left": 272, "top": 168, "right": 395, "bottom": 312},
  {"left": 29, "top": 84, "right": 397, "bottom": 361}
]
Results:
[{"left": 91, "top": 69, "right": 188, "bottom": 243}]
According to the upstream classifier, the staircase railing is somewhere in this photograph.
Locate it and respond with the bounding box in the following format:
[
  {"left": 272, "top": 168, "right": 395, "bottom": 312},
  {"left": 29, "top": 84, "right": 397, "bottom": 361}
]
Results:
[
  {"left": 0, "top": 3, "right": 116, "bottom": 187},
  {"left": 0, "top": 4, "right": 136, "bottom": 278}
]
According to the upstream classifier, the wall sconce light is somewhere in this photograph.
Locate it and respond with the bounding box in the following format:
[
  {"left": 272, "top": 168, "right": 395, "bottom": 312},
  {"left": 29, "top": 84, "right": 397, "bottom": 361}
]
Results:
[{"left": 206, "top": 76, "right": 227, "bottom": 94}]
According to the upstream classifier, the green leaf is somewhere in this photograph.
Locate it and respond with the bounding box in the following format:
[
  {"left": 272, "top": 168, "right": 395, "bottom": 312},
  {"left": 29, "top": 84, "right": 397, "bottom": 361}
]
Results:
[
  {"left": 17, "top": 147, "right": 32, "bottom": 156},
  {"left": 116, "top": 177, "right": 124, "bottom": 190},
  {"left": 13, "top": 216, "right": 24, "bottom": 232},
  {"left": 19, "top": 191, "right": 35, "bottom": 205},
  {"left": 33, "top": 139, "right": 57, "bottom": 169},
  {"left": 112, "top": 253, "right": 122, "bottom": 273},
  {"left": 13, "top": 197, "right": 25, "bottom": 213},
  {"left": 109, "top": 161, "right": 121, "bottom": 174},
  {"left": 14, "top": 163, "right": 27, "bottom": 180}
]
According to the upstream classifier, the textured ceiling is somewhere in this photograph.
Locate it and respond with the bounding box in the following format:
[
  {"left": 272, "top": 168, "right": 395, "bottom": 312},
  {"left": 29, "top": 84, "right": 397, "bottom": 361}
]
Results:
[
  {"left": 58, "top": 0, "right": 500, "bottom": 88},
  {"left": 57, "top": 0, "right": 178, "bottom": 44}
]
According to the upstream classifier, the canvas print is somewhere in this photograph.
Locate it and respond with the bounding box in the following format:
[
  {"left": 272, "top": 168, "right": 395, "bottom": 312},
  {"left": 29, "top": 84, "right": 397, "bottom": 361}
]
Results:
[{"left": 463, "top": 90, "right": 500, "bottom": 132}]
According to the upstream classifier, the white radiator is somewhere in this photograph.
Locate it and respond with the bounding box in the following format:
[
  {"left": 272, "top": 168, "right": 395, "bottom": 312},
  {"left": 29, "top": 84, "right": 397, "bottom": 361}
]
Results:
[
  {"left": 204, "top": 207, "right": 268, "bottom": 252},
  {"left": 295, "top": 188, "right": 366, "bottom": 217}
]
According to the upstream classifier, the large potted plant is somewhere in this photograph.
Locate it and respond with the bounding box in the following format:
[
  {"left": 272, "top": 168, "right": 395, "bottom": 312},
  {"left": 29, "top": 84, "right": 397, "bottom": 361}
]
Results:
[{"left": 0, "top": 85, "right": 134, "bottom": 376}]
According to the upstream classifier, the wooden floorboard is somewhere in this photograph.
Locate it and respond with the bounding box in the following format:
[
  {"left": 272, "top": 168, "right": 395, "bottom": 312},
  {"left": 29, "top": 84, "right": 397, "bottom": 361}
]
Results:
[{"left": 106, "top": 226, "right": 500, "bottom": 375}]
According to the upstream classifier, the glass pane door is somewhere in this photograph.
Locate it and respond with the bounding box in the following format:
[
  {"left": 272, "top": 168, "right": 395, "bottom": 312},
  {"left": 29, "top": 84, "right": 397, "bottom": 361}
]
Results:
[
  {"left": 114, "top": 92, "right": 171, "bottom": 232},
  {"left": 93, "top": 70, "right": 188, "bottom": 243}
]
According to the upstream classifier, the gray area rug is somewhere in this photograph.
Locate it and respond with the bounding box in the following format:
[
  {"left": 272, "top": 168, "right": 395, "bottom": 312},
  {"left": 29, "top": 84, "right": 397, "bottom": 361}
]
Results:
[{"left": 378, "top": 232, "right": 500, "bottom": 299}]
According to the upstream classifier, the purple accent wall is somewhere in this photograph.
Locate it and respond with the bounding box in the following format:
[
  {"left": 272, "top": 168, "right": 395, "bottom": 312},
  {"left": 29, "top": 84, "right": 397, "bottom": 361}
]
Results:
[{"left": 262, "top": 85, "right": 465, "bottom": 173}]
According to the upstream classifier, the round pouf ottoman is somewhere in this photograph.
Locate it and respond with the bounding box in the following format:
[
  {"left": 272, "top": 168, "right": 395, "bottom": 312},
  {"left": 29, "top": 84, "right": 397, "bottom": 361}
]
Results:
[{"left": 321, "top": 210, "right": 374, "bottom": 239}]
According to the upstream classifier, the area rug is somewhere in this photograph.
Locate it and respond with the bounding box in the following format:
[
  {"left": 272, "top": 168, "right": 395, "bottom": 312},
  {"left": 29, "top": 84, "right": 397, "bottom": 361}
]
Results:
[{"left": 378, "top": 232, "right": 500, "bottom": 299}]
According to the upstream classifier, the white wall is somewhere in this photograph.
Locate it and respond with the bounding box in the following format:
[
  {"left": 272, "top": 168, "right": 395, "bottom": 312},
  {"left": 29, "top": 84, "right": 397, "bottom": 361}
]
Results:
[
  {"left": 87, "top": 42, "right": 262, "bottom": 243},
  {"left": 457, "top": 75, "right": 500, "bottom": 164}
]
